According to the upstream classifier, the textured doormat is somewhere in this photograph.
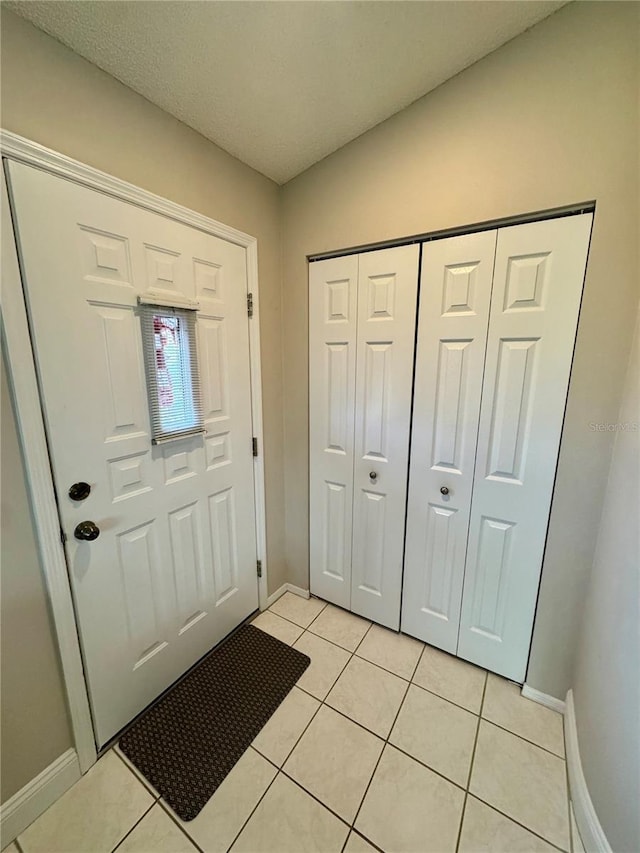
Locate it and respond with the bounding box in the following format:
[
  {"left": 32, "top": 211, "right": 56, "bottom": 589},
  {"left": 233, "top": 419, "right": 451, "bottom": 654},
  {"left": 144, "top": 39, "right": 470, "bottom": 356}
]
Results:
[{"left": 119, "top": 623, "right": 310, "bottom": 821}]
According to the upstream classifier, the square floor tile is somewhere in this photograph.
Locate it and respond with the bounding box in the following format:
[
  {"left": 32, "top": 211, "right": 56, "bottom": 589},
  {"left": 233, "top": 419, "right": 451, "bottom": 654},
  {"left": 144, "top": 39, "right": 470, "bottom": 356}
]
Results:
[
  {"left": 470, "top": 721, "right": 569, "bottom": 850},
  {"left": 308, "top": 604, "right": 370, "bottom": 651},
  {"left": 482, "top": 675, "right": 565, "bottom": 756},
  {"left": 253, "top": 686, "right": 320, "bottom": 766},
  {"left": 117, "top": 804, "right": 197, "bottom": 853},
  {"left": 355, "top": 745, "right": 464, "bottom": 853},
  {"left": 413, "top": 645, "right": 486, "bottom": 713},
  {"left": 356, "top": 624, "right": 423, "bottom": 680},
  {"left": 390, "top": 684, "right": 477, "bottom": 786},
  {"left": 326, "top": 656, "right": 407, "bottom": 737},
  {"left": 458, "top": 796, "right": 556, "bottom": 852},
  {"left": 293, "top": 631, "right": 351, "bottom": 699},
  {"left": 269, "top": 592, "right": 326, "bottom": 627},
  {"left": 252, "top": 610, "right": 303, "bottom": 645},
  {"left": 19, "top": 751, "right": 154, "bottom": 853},
  {"left": 231, "top": 773, "right": 349, "bottom": 853},
  {"left": 284, "top": 705, "right": 384, "bottom": 822},
  {"left": 344, "top": 832, "right": 378, "bottom": 853},
  {"left": 169, "top": 747, "right": 276, "bottom": 853}
]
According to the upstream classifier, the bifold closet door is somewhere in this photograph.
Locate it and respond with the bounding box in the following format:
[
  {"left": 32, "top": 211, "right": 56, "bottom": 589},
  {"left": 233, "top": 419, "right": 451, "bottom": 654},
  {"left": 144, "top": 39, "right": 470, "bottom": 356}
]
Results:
[
  {"left": 457, "top": 213, "right": 593, "bottom": 681},
  {"left": 309, "top": 255, "right": 359, "bottom": 609},
  {"left": 401, "top": 231, "right": 497, "bottom": 650},
  {"left": 350, "top": 246, "right": 419, "bottom": 628},
  {"left": 309, "top": 245, "right": 419, "bottom": 628}
]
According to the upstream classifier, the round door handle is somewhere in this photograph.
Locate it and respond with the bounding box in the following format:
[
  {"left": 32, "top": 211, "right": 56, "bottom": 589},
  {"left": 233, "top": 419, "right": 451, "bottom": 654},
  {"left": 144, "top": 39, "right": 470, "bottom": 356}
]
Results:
[
  {"left": 369, "top": 471, "right": 378, "bottom": 481},
  {"left": 440, "top": 486, "right": 450, "bottom": 496},
  {"left": 74, "top": 521, "right": 100, "bottom": 541}
]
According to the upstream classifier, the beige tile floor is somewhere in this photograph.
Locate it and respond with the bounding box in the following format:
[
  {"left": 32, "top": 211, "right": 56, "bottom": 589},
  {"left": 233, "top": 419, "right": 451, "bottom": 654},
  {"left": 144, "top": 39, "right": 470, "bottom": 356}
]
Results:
[{"left": 11, "top": 593, "right": 582, "bottom": 853}]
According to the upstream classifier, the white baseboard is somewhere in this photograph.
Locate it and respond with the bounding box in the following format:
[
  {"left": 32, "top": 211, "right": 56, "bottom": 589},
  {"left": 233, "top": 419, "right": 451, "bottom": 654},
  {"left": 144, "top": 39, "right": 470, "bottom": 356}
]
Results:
[
  {"left": 521, "top": 684, "right": 566, "bottom": 714},
  {"left": 0, "top": 748, "right": 80, "bottom": 848},
  {"left": 266, "top": 583, "right": 310, "bottom": 607},
  {"left": 564, "top": 689, "right": 611, "bottom": 853}
]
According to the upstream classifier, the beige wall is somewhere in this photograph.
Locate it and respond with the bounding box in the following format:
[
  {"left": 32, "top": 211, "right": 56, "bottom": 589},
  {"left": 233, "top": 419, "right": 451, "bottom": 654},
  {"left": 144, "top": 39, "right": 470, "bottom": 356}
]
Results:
[
  {"left": 281, "top": 1, "right": 639, "bottom": 699},
  {"left": 1, "top": 352, "right": 74, "bottom": 803},
  {"left": 0, "top": 8, "right": 286, "bottom": 595},
  {"left": 571, "top": 306, "right": 640, "bottom": 852}
]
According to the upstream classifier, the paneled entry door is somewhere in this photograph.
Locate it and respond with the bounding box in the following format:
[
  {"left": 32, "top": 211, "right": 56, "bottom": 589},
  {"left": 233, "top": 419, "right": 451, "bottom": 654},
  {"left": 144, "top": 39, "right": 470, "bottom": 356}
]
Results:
[{"left": 7, "top": 162, "right": 259, "bottom": 746}]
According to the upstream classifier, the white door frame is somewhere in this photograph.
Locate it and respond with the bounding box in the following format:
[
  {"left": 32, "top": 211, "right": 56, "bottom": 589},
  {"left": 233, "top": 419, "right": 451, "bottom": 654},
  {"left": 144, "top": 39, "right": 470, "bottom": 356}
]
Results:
[{"left": 0, "top": 130, "right": 270, "bottom": 773}]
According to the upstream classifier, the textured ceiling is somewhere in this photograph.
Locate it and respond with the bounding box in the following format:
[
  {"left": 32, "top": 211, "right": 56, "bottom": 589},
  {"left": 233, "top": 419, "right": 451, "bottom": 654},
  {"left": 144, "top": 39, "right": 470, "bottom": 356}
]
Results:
[{"left": 6, "top": 1, "right": 568, "bottom": 184}]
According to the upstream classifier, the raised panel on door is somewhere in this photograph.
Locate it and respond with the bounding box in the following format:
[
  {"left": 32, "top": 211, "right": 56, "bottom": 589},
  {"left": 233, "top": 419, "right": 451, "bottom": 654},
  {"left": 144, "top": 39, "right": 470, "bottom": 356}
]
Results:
[
  {"left": 351, "top": 245, "right": 419, "bottom": 628},
  {"left": 458, "top": 214, "right": 593, "bottom": 681},
  {"left": 309, "top": 255, "right": 358, "bottom": 608},
  {"left": 401, "top": 231, "right": 496, "bottom": 650},
  {"left": 8, "top": 161, "right": 258, "bottom": 745}
]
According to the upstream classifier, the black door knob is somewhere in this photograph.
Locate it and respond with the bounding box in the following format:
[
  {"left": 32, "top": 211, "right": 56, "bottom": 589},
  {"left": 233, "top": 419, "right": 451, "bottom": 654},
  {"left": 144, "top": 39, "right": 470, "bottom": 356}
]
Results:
[
  {"left": 369, "top": 471, "right": 378, "bottom": 481},
  {"left": 440, "top": 486, "right": 449, "bottom": 496},
  {"left": 74, "top": 521, "right": 100, "bottom": 541},
  {"left": 69, "top": 482, "right": 91, "bottom": 501}
]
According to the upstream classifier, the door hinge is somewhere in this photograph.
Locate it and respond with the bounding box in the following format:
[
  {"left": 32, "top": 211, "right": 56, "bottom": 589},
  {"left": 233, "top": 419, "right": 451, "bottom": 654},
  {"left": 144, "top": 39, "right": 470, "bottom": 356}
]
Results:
[
  {"left": 247, "top": 292, "right": 254, "bottom": 318},
  {"left": 252, "top": 436, "right": 258, "bottom": 457},
  {"left": 60, "top": 528, "right": 67, "bottom": 545},
  {"left": 257, "top": 559, "right": 263, "bottom": 579}
]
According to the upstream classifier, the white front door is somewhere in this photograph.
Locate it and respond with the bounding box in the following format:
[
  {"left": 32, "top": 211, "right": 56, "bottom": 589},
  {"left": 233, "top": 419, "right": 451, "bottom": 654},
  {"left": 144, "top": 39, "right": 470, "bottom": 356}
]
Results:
[
  {"left": 8, "top": 162, "right": 259, "bottom": 745},
  {"left": 350, "top": 246, "right": 419, "bottom": 628},
  {"left": 401, "top": 231, "right": 496, "bottom": 650},
  {"left": 457, "top": 214, "right": 593, "bottom": 681}
]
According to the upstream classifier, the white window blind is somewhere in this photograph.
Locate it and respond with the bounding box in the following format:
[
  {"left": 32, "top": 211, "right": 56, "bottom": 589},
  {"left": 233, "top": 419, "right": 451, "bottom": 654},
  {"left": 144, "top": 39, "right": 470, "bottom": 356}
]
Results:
[{"left": 140, "top": 303, "right": 204, "bottom": 444}]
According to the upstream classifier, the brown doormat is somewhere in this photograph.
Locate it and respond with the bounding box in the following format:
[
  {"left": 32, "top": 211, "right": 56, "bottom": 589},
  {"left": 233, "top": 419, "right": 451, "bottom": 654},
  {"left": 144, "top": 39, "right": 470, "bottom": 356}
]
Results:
[{"left": 119, "top": 623, "right": 310, "bottom": 821}]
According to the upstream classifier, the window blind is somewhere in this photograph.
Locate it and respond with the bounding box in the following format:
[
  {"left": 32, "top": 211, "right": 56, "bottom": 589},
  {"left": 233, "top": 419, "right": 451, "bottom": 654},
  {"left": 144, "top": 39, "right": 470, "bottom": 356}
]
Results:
[{"left": 139, "top": 303, "right": 204, "bottom": 444}]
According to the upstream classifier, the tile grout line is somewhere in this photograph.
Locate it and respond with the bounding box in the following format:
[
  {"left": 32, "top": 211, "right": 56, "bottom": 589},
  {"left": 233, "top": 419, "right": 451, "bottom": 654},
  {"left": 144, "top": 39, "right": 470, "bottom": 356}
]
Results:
[
  {"left": 346, "top": 664, "right": 413, "bottom": 846},
  {"left": 109, "top": 799, "right": 159, "bottom": 853},
  {"left": 152, "top": 799, "right": 207, "bottom": 853},
  {"left": 455, "top": 670, "right": 488, "bottom": 853},
  {"left": 479, "top": 717, "right": 567, "bottom": 761},
  {"left": 464, "top": 793, "right": 569, "bottom": 853}
]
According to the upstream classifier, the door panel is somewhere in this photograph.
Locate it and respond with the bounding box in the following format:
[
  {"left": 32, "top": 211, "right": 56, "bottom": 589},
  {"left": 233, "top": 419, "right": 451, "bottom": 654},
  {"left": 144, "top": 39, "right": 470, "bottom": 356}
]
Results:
[
  {"left": 309, "top": 255, "right": 358, "bottom": 607},
  {"left": 8, "top": 161, "right": 259, "bottom": 745},
  {"left": 351, "top": 245, "right": 419, "bottom": 629},
  {"left": 458, "top": 214, "right": 593, "bottom": 681},
  {"left": 401, "top": 231, "right": 496, "bottom": 650}
]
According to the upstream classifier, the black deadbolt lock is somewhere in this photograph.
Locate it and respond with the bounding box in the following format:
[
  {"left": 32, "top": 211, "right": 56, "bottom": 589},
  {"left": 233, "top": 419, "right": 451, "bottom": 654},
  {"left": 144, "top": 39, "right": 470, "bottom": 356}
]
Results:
[{"left": 69, "top": 482, "right": 91, "bottom": 501}]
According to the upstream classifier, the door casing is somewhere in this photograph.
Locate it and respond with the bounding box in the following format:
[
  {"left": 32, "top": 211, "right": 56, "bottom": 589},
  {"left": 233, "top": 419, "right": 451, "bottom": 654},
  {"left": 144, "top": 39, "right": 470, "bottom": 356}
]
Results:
[{"left": 0, "top": 130, "right": 270, "bottom": 773}]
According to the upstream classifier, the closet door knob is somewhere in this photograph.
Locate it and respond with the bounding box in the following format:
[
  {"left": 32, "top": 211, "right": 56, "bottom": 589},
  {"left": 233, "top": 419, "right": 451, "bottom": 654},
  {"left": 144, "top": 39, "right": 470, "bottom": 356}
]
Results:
[
  {"left": 369, "top": 471, "right": 378, "bottom": 481},
  {"left": 440, "top": 486, "right": 449, "bottom": 496}
]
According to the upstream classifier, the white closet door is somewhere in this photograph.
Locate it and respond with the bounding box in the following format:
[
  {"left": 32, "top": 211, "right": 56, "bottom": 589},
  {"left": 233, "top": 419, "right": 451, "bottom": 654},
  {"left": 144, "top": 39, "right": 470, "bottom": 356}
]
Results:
[
  {"left": 351, "top": 245, "right": 419, "bottom": 628},
  {"left": 401, "top": 231, "right": 497, "bottom": 650},
  {"left": 309, "top": 255, "right": 359, "bottom": 608},
  {"left": 458, "top": 214, "right": 593, "bottom": 681}
]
